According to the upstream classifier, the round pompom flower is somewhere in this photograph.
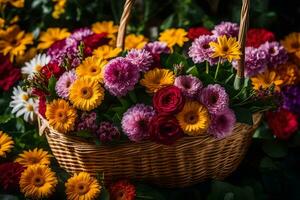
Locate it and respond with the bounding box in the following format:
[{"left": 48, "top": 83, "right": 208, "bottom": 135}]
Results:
[
  {"left": 96, "top": 122, "right": 120, "bottom": 143},
  {"left": 187, "top": 27, "right": 212, "bottom": 40},
  {"left": 0, "top": 162, "right": 25, "bottom": 191},
  {"left": 174, "top": 75, "right": 203, "bottom": 98},
  {"left": 109, "top": 180, "right": 136, "bottom": 200},
  {"left": 246, "top": 28, "right": 275, "bottom": 48},
  {"left": 76, "top": 112, "right": 98, "bottom": 132},
  {"left": 144, "top": 41, "right": 170, "bottom": 55},
  {"left": 176, "top": 101, "right": 210, "bottom": 136},
  {"left": 55, "top": 70, "right": 77, "bottom": 99},
  {"left": 208, "top": 109, "right": 236, "bottom": 139},
  {"left": 125, "top": 49, "right": 153, "bottom": 72},
  {"left": 188, "top": 35, "right": 219, "bottom": 65},
  {"left": 104, "top": 57, "right": 140, "bottom": 97},
  {"left": 69, "top": 77, "right": 105, "bottom": 111},
  {"left": 199, "top": 84, "right": 229, "bottom": 114},
  {"left": 260, "top": 41, "right": 288, "bottom": 67},
  {"left": 212, "top": 21, "right": 239, "bottom": 38},
  {"left": 121, "top": 104, "right": 156, "bottom": 142}
]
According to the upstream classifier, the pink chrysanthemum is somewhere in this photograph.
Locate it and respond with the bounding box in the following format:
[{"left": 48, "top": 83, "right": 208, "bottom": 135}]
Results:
[
  {"left": 174, "top": 75, "right": 203, "bottom": 98},
  {"left": 209, "top": 109, "right": 236, "bottom": 139},
  {"left": 212, "top": 21, "right": 239, "bottom": 38},
  {"left": 125, "top": 49, "right": 153, "bottom": 72},
  {"left": 259, "top": 41, "right": 288, "bottom": 67},
  {"left": 76, "top": 112, "right": 98, "bottom": 132},
  {"left": 55, "top": 69, "right": 77, "bottom": 99}
]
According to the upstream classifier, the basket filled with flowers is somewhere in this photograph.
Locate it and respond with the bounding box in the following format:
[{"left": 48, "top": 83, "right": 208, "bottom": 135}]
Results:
[{"left": 19, "top": 0, "right": 279, "bottom": 187}]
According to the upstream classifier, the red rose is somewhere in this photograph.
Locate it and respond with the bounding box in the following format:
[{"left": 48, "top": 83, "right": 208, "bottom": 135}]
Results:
[
  {"left": 246, "top": 28, "right": 275, "bottom": 48},
  {"left": 266, "top": 108, "right": 298, "bottom": 140},
  {"left": 187, "top": 27, "right": 212, "bottom": 40},
  {"left": 41, "top": 62, "right": 64, "bottom": 79},
  {"left": 0, "top": 162, "right": 25, "bottom": 191},
  {"left": 83, "top": 33, "right": 110, "bottom": 56},
  {"left": 149, "top": 114, "right": 184, "bottom": 145},
  {"left": 153, "top": 86, "right": 185, "bottom": 115},
  {"left": 109, "top": 180, "right": 136, "bottom": 200},
  {"left": 0, "top": 54, "right": 21, "bottom": 91}
]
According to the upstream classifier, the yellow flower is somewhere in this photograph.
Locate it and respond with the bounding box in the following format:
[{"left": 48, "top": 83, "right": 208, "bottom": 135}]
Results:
[
  {"left": 76, "top": 56, "right": 107, "bottom": 83},
  {"left": 15, "top": 47, "right": 37, "bottom": 65},
  {"left": 176, "top": 101, "right": 210, "bottom": 136},
  {"left": 15, "top": 148, "right": 52, "bottom": 167},
  {"left": 276, "top": 62, "right": 299, "bottom": 85},
  {"left": 92, "top": 21, "right": 118, "bottom": 46},
  {"left": 52, "top": 0, "right": 67, "bottom": 19},
  {"left": 45, "top": 99, "right": 77, "bottom": 133},
  {"left": 159, "top": 28, "right": 188, "bottom": 49},
  {"left": 281, "top": 32, "right": 300, "bottom": 54},
  {"left": 140, "top": 68, "right": 175, "bottom": 93},
  {"left": 0, "top": 131, "right": 14, "bottom": 158},
  {"left": 38, "top": 28, "right": 70, "bottom": 49},
  {"left": 0, "top": 18, "right": 5, "bottom": 28},
  {"left": 251, "top": 69, "right": 284, "bottom": 92},
  {"left": 20, "top": 165, "right": 58, "bottom": 199},
  {"left": 125, "top": 34, "right": 148, "bottom": 50},
  {"left": 10, "top": 15, "right": 19, "bottom": 24},
  {"left": 65, "top": 172, "right": 101, "bottom": 200},
  {"left": 0, "top": 0, "right": 24, "bottom": 8},
  {"left": 0, "top": 25, "right": 33, "bottom": 62},
  {"left": 209, "top": 35, "right": 241, "bottom": 62},
  {"left": 69, "top": 77, "right": 105, "bottom": 111},
  {"left": 93, "top": 45, "right": 122, "bottom": 60}
]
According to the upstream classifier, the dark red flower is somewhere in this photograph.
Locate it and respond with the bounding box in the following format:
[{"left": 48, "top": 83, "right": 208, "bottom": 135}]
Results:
[
  {"left": 0, "top": 162, "right": 25, "bottom": 191},
  {"left": 246, "top": 28, "right": 275, "bottom": 48},
  {"left": 0, "top": 54, "right": 21, "bottom": 91},
  {"left": 32, "top": 88, "right": 47, "bottom": 117},
  {"left": 41, "top": 62, "right": 64, "bottom": 79},
  {"left": 109, "top": 180, "right": 136, "bottom": 200},
  {"left": 149, "top": 114, "right": 184, "bottom": 145},
  {"left": 266, "top": 108, "right": 298, "bottom": 140},
  {"left": 153, "top": 86, "right": 185, "bottom": 115},
  {"left": 187, "top": 27, "right": 212, "bottom": 40},
  {"left": 83, "top": 33, "right": 110, "bottom": 56}
]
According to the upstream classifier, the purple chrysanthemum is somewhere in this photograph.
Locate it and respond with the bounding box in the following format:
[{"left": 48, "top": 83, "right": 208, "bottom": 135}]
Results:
[
  {"left": 174, "top": 75, "right": 203, "bottom": 98},
  {"left": 55, "top": 69, "right": 77, "bottom": 99},
  {"left": 76, "top": 112, "right": 98, "bottom": 132},
  {"left": 282, "top": 85, "right": 300, "bottom": 115},
  {"left": 209, "top": 108, "right": 236, "bottom": 139},
  {"left": 260, "top": 41, "right": 288, "bottom": 67},
  {"left": 125, "top": 49, "right": 153, "bottom": 72},
  {"left": 188, "top": 35, "right": 219, "bottom": 65},
  {"left": 143, "top": 41, "right": 170, "bottom": 55},
  {"left": 199, "top": 84, "right": 229, "bottom": 114},
  {"left": 104, "top": 57, "right": 140, "bottom": 97},
  {"left": 121, "top": 104, "right": 156, "bottom": 142},
  {"left": 66, "top": 27, "right": 93, "bottom": 47},
  {"left": 96, "top": 122, "right": 120, "bottom": 143},
  {"left": 212, "top": 21, "right": 239, "bottom": 38}
]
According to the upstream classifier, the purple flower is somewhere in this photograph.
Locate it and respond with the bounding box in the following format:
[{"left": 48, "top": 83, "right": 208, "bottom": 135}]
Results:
[
  {"left": 66, "top": 27, "right": 93, "bottom": 47},
  {"left": 144, "top": 41, "right": 170, "bottom": 55},
  {"left": 125, "top": 49, "right": 153, "bottom": 72},
  {"left": 174, "top": 75, "right": 203, "bottom": 98},
  {"left": 212, "top": 21, "right": 239, "bottom": 38},
  {"left": 55, "top": 70, "right": 77, "bottom": 99},
  {"left": 96, "top": 122, "right": 120, "bottom": 143},
  {"left": 121, "top": 104, "right": 156, "bottom": 142},
  {"left": 209, "top": 109, "right": 236, "bottom": 139},
  {"left": 282, "top": 85, "right": 300, "bottom": 115},
  {"left": 104, "top": 57, "right": 140, "bottom": 97},
  {"left": 260, "top": 41, "right": 288, "bottom": 67},
  {"left": 188, "top": 35, "right": 219, "bottom": 65},
  {"left": 199, "top": 84, "right": 229, "bottom": 114},
  {"left": 76, "top": 112, "right": 98, "bottom": 132}
]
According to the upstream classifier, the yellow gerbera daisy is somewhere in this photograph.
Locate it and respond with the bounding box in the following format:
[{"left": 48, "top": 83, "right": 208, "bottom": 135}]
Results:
[
  {"left": 276, "top": 62, "right": 298, "bottom": 85},
  {"left": 176, "top": 101, "right": 210, "bottom": 136},
  {"left": 69, "top": 77, "right": 105, "bottom": 111},
  {"left": 93, "top": 45, "right": 122, "bottom": 60},
  {"left": 0, "top": 0, "right": 24, "bottom": 8},
  {"left": 251, "top": 69, "right": 283, "bottom": 91},
  {"left": 159, "top": 28, "right": 189, "bottom": 49},
  {"left": 0, "top": 131, "right": 14, "bottom": 158},
  {"left": 209, "top": 35, "right": 241, "bottom": 62},
  {"left": 65, "top": 172, "right": 101, "bottom": 200},
  {"left": 76, "top": 56, "right": 107, "bottom": 83},
  {"left": 125, "top": 34, "right": 148, "bottom": 50},
  {"left": 15, "top": 148, "right": 52, "bottom": 167},
  {"left": 92, "top": 21, "right": 118, "bottom": 46},
  {"left": 140, "top": 68, "right": 175, "bottom": 93},
  {"left": 20, "top": 165, "right": 58, "bottom": 199},
  {"left": 0, "top": 25, "right": 33, "bottom": 61},
  {"left": 45, "top": 99, "right": 77, "bottom": 133},
  {"left": 52, "top": 0, "right": 67, "bottom": 19},
  {"left": 281, "top": 32, "right": 300, "bottom": 54},
  {"left": 37, "top": 28, "right": 70, "bottom": 49}
]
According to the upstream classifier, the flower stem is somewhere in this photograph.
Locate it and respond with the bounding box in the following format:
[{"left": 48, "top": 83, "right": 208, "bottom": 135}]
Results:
[
  {"left": 205, "top": 61, "right": 209, "bottom": 74},
  {"left": 214, "top": 58, "right": 221, "bottom": 80}
]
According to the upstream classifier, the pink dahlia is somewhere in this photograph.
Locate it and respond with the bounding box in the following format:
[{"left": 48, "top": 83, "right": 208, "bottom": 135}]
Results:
[
  {"left": 209, "top": 109, "right": 236, "bottom": 139},
  {"left": 55, "top": 69, "right": 77, "bottom": 99},
  {"left": 259, "top": 41, "right": 288, "bottom": 67},
  {"left": 125, "top": 49, "right": 153, "bottom": 72},
  {"left": 174, "top": 75, "right": 203, "bottom": 98},
  {"left": 212, "top": 21, "right": 239, "bottom": 38}
]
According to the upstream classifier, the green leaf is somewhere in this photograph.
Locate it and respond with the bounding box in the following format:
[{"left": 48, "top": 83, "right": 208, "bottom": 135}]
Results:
[
  {"left": 160, "top": 14, "right": 174, "bottom": 30},
  {"left": 128, "top": 91, "right": 137, "bottom": 103},
  {"left": 166, "top": 53, "right": 188, "bottom": 69},
  {"left": 0, "top": 194, "right": 19, "bottom": 200},
  {"left": 198, "top": 72, "right": 215, "bottom": 85},
  {"left": 0, "top": 114, "right": 14, "bottom": 124},
  {"left": 186, "top": 65, "right": 199, "bottom": 77},
  {"left": 16, "top": 118, "right": 25, "bottom": 133},
  {"left": 48, "top": 75, "right": 57, "bottom": 98},
  {"left": 233, "top": 107, "right": 253, "bottom": 125},
  {"left": 262, "top": 141, "right": 288, "bottom": 158},
  {"left": 75, "top": 131, "right": 93, "bottom": 139},
  {"left": 260, "top": 157, "right": 278, "bottom": 170}
]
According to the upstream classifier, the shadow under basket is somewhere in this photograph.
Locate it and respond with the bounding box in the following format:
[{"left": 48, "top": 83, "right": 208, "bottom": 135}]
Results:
[{"left": 40, "top": 113, "right": 262, "bottom": 188}]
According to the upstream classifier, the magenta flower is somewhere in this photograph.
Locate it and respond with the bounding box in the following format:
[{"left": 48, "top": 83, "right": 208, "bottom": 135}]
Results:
[
  {"left": 212, "top": 21, "right": 239, "bottom": 38},
  {"left": 174, "top": 75, "right": 203, "bottom": 98},
  {"left": 126, "top": 49, "right": 153, "bottom": 72},
  {"left": 96, "top": 122, "right": 120, "bottom": 143},
  {"left": 55, "top": 69, "right": 77, "bottom": 99},
  {"left": 259, "top": 41, "right": 288, "bottom": 67}
]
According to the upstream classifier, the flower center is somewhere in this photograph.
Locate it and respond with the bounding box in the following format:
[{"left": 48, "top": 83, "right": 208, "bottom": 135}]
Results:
[
  {"left": 203, "top": 44, "right": 210, "bottom": 49},
  {"left": 33, "top": 176, "right": 45, "bottom": 187},
  {"left": 35, "top": 65, "right": 42, "bottom": 72},
  {"left": 80, "top": 87, "right": 93, "bottom": 99},
  {"left": 76, "top": 182, "right": 89, "bottom": 195},
  {"left": 210, "top": 95, "right": 218, "bottom": 104},
  {"left": 90, "top": 66, "right": 98, "bottom": 74},
  {"left": 66, "top": 80, "right": 71, "bottom": 88},
  {"left": 184, "top": 112, "right": 199, "bottom": 124},
  {"left": 22, "top": 94, "right": 29, "bottom": 101},
  {"left": 28, "top": 157, "right": 40, "bottom": 164},
  {"left": 269, "top": 47, "right": 275, "bottom": 55},
  {"left": 116, "top": 190, "right": 125, "bottom": 199},
  {"left": 291, "top": 42, "right": 299, "bottom": 49},
  {"left": 56, "top": 110, "right": 67, "bottom": 122},
  {"left": 26, "top": 104, "right": 34, "bottom": 112},
  {"left": 222, "top": 45, "right": 229, "bottom": 52}
]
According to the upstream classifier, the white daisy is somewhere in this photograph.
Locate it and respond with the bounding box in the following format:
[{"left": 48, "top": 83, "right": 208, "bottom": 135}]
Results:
[
  {"left": 21, "top": 54, "right": 51, "bottom": 77},
  {"left": 10, "top": 86, "right": 30, "bottom": 106}
]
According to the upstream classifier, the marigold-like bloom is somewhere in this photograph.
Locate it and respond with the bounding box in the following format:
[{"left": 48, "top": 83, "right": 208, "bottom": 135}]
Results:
[
  {"left": 0, "top": 131, "right": 14, "bottom": 158},
  {"left": 93, "top": 45, "right": 122, "bottom": 60},
  {"left": 52, "top": 0, "right": 67, "bottom": 19},
  {"left": 38, "top": 28, "right": 70, "bottom": 49},
  {"left": 92, "top": 21, "right": 118, "bottom": 45},
  {"left": 125, "top": 34, "right": 148, "bottom": 50},
  {"left": 15, "top": 148, "right": 52, "bottom": 167},
  {"left": 281, "top": 32, "right": 300, "bottom": 54},
  {"left": 276, "top": 62, "right": 299, "bottom": 85},
  {"left": 159, "top": 28, "right": 189, "bottom": 49},
  {"left": 251, "top": 69, "right": 283, "bottom": 91}
]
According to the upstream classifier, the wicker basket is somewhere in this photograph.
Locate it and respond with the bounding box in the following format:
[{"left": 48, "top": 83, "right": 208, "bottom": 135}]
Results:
[{"left": 39, "top": 0, "right": 258, "bottom": 188}]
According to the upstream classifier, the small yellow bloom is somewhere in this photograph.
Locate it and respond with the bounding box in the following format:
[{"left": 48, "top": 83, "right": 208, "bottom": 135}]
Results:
[
  {"left": 65, "top": 172, "right": 101, "bottom": 200},
  {"left": 93, "top": 45, "right": 122, "bottom": 60},
  {"left": 19, "top": 165, "right": 58, "bottom": 199},
  {"left": 0, "top": 0, "right": 24, "bottom": 8},
  {"left": 0, "top": 131, "right": 14, "bottom": 158},
  {"left": 251, "top": 69, "right": 284, "bottom": 91},
  {"left": 0, "top": 18, "right": 5, "bottom": 28},
  {"left": 52, "top": 0, "right": 67, "bottom": 19},
  {"left": 15, "top": 148, "right": 52, "bottom": 167},
  {"left": 38, "top": 28, "right": 70, "bottom": 49},
  {"left": 276, "top": 62, "right": 299, "bottom": 85},
  {"left": 176, "top": 101, "right": 210, "bottom": 136},
  {"left": 92, "top": 21, "right": 118, "bottom": 46},
  {"left": 46, "top": 99, "right": 77, "bottom": 133},
  {"left": 281, "top": 32, "right": 300, "bottom": 54},
  {"left": 159, "top": 28, "right": 189, "bottom": 49},
  {"left": 209, "top": 35, "right": 241, "bottom": 62},
  {"left": 140, "top": 68, "right": 175, "bottom": 93},
  {"left": 125, "top": 34, "right": 148, "bottom": 50}
]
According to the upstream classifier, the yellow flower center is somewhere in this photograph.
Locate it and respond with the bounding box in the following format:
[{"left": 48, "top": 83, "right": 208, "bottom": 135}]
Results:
[
  {"left": 80, "top": 87, "right": 93, "bottom": 99},
  {"left": 56, "top": 110, "right": 67, "bottom": 122},
  {"left": 26, "top": 104, "right": 34, "bottom": 111},
  {"left": 28, "top": 156, "right": 40, "bottom": 164},
  {"left": 76, "top": 182, "right": 89, "bottom": 195},
  {"left": 32, "top": 175, "right": 45, "bottom": 187},
  {"left": 35, "top": 65, "right": 42, "bottom": 72},
  {"left": 184, "top": 111, "right": 199, "bottom": 124},
  {"left": 22, "top": 94, "right": 29, "bottom": 101}
]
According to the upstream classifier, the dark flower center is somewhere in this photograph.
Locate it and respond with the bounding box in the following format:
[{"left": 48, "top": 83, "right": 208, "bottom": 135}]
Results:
[
  {"left": 81, "top": 87, "right": 93, "bottom": 99},
  {"left": 222, "top": 45, "right": 229, "bottom": 52},
  {"left": 90, "top": 67, "right": 97, "bottom": 73},
  {"left": 184, "top": 112, "right": 199, "bottom": 124},
  {"left": 269, "top": 47, "right": 275, "bottom": 55},
  {"left": 202, "top": 44, "right": 210, "bottom": 49},
  {"left": 33, "top": 176, "right": 45, "bottom": 187},
  {"left": 291, "top": 42, "right": 299, "bottom": 49},
  {"left": 77, "top": 183, "right": 89, "bottom": 195},
  {"left": 182, "top": 81, "right": 191, "bottom": 89},
  {"left": 210, "top": 95, "right": 218, "bottom": 104}
]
